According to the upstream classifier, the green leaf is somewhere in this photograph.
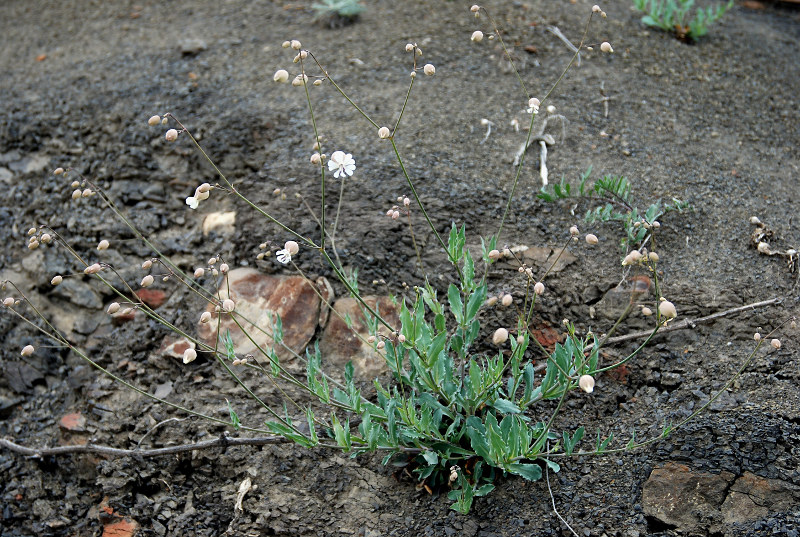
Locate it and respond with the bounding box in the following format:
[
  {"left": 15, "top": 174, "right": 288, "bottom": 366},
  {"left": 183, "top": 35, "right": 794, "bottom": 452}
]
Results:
[
  {"left": 226, "top": 399, "right": 240, "bottom": 430},
  {"left": 422, "top": 451, "right": 438, "bottom": 466},
  {"left": 465, "top": 284, "right": 487, "bottom": 325},
  {"left": 448, "top": 284, "right": 464, "bottom": 324},
  {"left": 506, "top": 463, "right": 542, "bottom": 481},
  {"left": 491, "top": 399, "right": 521, "bottom": 414}
]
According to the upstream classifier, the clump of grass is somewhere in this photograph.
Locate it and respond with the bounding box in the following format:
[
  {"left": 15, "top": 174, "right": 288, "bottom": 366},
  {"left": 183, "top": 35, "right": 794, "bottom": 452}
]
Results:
[
  {"left": 632, "top": 0, "right": 734, "bottom": 42},
  {"left": 312, "top": 0, "right": 365, "bottom": 28},
  {"left": 538, "top": 167, "right": 690, "bottom": 250}
]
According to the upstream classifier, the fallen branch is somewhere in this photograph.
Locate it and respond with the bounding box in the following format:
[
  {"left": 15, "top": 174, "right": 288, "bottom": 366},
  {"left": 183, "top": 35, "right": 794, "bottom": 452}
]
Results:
[
  {"left": 0, "top": 434, "right": 288, "bottom": 459},
  {"left": 603, "top": 297, "right": 782, "bottom": 345},
  {"left": 533, "top": 297, "right": 782, "bottom": 373}
]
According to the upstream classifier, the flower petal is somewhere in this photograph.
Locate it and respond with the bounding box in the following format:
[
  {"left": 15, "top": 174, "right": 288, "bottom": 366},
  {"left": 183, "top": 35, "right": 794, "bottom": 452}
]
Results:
[{"left": 186, "top": 197, "right": 199, "bottom": 209}]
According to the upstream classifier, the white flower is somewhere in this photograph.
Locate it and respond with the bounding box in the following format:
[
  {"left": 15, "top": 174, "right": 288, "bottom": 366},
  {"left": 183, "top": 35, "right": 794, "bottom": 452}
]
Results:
[
  {"left": 186, "top": 196, "right": 199, "bottom": 209},
  {"left": 527, "top": 97, "right": 540, "bottom": 114},
  {"left": 276, "top": 249, "right": 292, "bottom": 264},
  {"left": 327, "top": 151, "right": 356, "bottom": 179}
]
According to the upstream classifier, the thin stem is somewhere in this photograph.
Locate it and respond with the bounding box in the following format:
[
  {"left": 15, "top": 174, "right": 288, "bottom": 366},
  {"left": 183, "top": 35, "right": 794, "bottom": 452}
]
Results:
[{"left": 497, "top": 13, "right": 595, "bottom": 241}]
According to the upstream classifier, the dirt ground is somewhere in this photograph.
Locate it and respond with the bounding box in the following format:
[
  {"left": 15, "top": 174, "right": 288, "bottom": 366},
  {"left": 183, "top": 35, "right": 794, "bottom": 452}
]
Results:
[{"left": 1, "top": 0, "right": 799, "bottom": 536}]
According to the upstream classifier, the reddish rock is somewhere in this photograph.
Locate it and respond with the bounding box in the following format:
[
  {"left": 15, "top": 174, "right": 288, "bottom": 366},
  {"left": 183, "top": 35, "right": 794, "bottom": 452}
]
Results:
[
  {"left": 721, "top": 472, "right": 800, "bottom": 525},
  {"left": 319, "top": 296, "right": 400, "bottom": 379},
  {"left": 97, "top": 498, "right": 139, "bottom": 537},
  {"left": 134, "top": 288, "right": 167, "bottom": 308},
  {"left": 642, "top": 462, "right": 735, "bottom": 531},
  {"left": 157, "top": 335, "right": 196, "bottom": 360},
  {"left": 58, "top": 412, "right": 87, "bottom": 432},
  {"left": 197, "top": 269, "right": 320, "bottom": 361}
]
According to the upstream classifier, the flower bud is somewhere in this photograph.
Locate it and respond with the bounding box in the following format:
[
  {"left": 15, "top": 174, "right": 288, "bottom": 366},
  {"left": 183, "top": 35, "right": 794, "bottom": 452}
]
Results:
[
  {"left": 282, "top": 41, "right": 291, "bottom": 48},
  {"left": 148, "top": 115, "right": 161, "bottom": 126},
  {"left": 470, "top": 4, "right": 480, "bottom": 12},
  {"left": 40, "top": 234, "right": 52, "bottom": 244},
  {"left": 165, "top": 129, "right": 178, "bottom": 142},
  {"left": 142, "top": 259, "right": 153, "bottom": 270},
  {"left": 220, "top": 263, "right": 229, "bottom": 273},
  {"left": 194, "top": 267, "right": 205, "bottom": 278},
  {"left": 377, "top": 341, "right": 385, "bottom": 350},
  {"left": 81, "top": 188, "right": 93, "bottom": 198},
  {"left": 97, "top": 239, "right": 110, "bottom": 251},
  {"left": 51, "top": 275, "right": 63, "bottom": 286},
  {"left": 3, "top": 297, "right": 14, "bottom": 307},
  {"left": 196, "top": 183, "right": 212, "bottom": 194},
  {"left": 488, "top": 249, "right": 501, "bottom": 260},
  {"left": 310, "top": 153, "right": 321, "bottom": 165},
  {"left": 501, "top": 293, "right": 513, "bottom": 307},
  {"left": 641, "top": 306, "right": 653, "bottom": 316},
  {"left": 534, "top": 282, "right": 545, "bottom": 295},
  {"left": 600, "top": 42, "right": 613, "bottom": 53},
  {"left": 770, "top": 338, "right": 781, "bottom": 349},
  {"left": 492, "top": 327, "right": 509, "bottom": 345},
  {"left": 585, "top": 233, "right": 599, "bottom": 245},
  {"left": 183, "top": 348, "right": 198, "bottom": 364},
  {"left": 284, "top": 241, "right": 299, "bottom": 255},
  {"left": 72, "top": 189, "right": 82, "bottom": 200},
  {"left": 222, "top": 299, "right": 235, "bottom": 312},
  {"left": 592, "top": 5, "right": 601, "bottom": 12},
  {"left": 471, "top": 31, "right": 484, "bottom": 42},
  {"left": 754, "top": 332, "right": 761, "bottom": 341},
  {"left": 423, "top": 64, "right": 436, "bottom": 76},
  {"left": 658, "top": 300, "right": 677, "bottom": 319},
  {"left": 579, "top": 375, "right": 595, "bottom": 393},
  {"left": 569, "top": 225, "right": 579, "bottom": 237},
  {"left": 84, "top": 263, "right": 102, "bottom": 275},
  {"left": 648, "top": 252, "right": 659, "bottom": 262},
  {"left": 107, "top": 302, "right": 120, "bottom": 314},
  {"left": 21, "top": 345, "right": 35, "bottom": 357},
  {"left": 405, "top": 43, "right": 414, "bottom": 52},
  {"left": 28, "top": 240, "right": 40, "bottom": 250},
  {"left": 290, "top": 40, "right": 301, "bottom": 50},
  {"left": 53, "top": 167, "right": 64, "bottom": 175},
  {"left": 528, "top": 98, "right": 540, "bottom": 113},
  {"left": 200, "top": 311, "right": 212, "bottom": 323},
  {"left": 292, "top": 74, "right": 308, "bottom": 86},
  {"left": 749, "top": 216, "right": 761, "bottom": 225},
  {"left": 486, "top": 296, "right": 498, "bottom": 307},
  {"left": 378, "top": 126, "right": 391, "bottom": 139},
  {"left": 398, "top": 334, "right": 406, "bottom": 343},
  {"left": 140, "top": 275, "right": 154, "bottom": 287}
]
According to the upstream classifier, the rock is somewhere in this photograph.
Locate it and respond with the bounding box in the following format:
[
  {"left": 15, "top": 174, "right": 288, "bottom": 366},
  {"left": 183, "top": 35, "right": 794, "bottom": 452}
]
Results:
[
  {"left": 202, "top": 211, "right": 235, "bottom": 236},
  {"left": 135, "top": 288, "right": 168, "bottom": 309},
  {"left": 721, "top": 472, "right": 800, "bottom": 526},
  {"left": 318, "top": 296, "right": 400, "bottom": 379},
  {"left": 642, "top": 461, "right": 735, "bottom": 532},
  {"left": 197, "top": 269, "right": 320, "bottom": 361},
  {"left": 158, "top": 335, "right": 196, "bottom": 360},
  {"left": 180, "top": 38, "right": 207, "bottom": 55},
  {"left": 0, "top": 166, "right": 12, "bottom": 183},
  {"left": 52, "top": 278, "right": 103, "bottom": 309},
  {"left": 593, "top": 276, "right": 652, "bottom": 321},
  {"left": 59, "top": 412, "right": 87, "bottom": 432}
]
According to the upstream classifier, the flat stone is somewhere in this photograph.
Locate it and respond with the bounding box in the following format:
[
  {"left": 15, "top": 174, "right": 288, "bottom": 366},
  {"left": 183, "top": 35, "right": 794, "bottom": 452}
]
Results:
[
  {"left": 59, "top": 412, "right": 87, "bottom": 432},
  {"left": 721, "top": 472, "right": 800, "bottom": 526},
  {"left": 158, "top": 335, "right": 195, "bottom": 360},
  {"left": 197, "top": 269, "right": 320, "bottom": 361},
  {"left": 135, "top": 288, "right": 168, "bottom": 308},
  {"left": 180, "top": 38, "right": 207, "bottom": 55},
  {"left": 0, "top": 166, "right": 12, "bottom": 183},
  {"left": 642, "top": 461, "right": 735, "bottom": 531},
  {"left": 318, "top": 296, "right": 400, "bottom": 379},
  {"left": 202, "top": 211, "right": 235, "bottom": 236}
]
